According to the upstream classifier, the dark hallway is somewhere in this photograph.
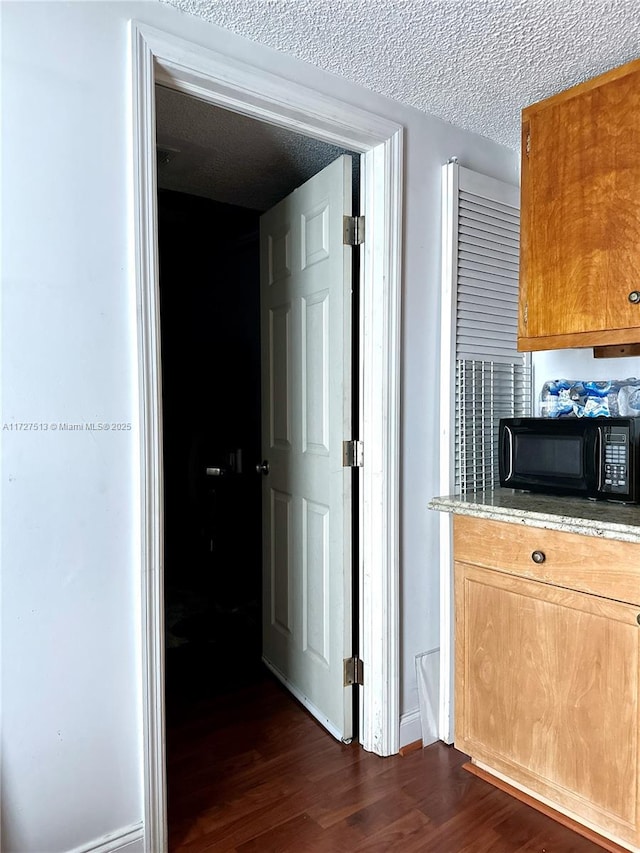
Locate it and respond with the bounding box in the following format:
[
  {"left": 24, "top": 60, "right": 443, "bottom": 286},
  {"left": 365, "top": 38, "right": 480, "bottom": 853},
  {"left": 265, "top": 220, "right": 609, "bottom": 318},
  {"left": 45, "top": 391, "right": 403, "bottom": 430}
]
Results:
[{"left": 158, "top": 189, "right": 264, "bottom": 711}]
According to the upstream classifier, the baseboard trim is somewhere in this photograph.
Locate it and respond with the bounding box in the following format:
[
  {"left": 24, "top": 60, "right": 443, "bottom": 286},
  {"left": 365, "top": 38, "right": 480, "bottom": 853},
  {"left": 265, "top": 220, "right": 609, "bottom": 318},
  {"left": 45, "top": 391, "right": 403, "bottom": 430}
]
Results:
[
  {"left": 399, "top": 738, "right": 423, "bottom": 756},
  {"left": 399, "top": 707, "right": 422, "bottom": 748},
  {"left": 67, "top": 822, "right": 144, "bottom": 853},
  {"left": 464, "top": 763, "right": 633, "bottom": 853}
]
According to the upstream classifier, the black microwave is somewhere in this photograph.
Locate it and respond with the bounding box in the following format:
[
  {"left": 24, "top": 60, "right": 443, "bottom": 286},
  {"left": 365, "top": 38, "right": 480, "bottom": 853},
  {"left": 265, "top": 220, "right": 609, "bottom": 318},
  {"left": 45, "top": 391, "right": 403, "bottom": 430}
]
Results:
[{"left": 499, "top": 417, "right": 640, "bottom": 503}]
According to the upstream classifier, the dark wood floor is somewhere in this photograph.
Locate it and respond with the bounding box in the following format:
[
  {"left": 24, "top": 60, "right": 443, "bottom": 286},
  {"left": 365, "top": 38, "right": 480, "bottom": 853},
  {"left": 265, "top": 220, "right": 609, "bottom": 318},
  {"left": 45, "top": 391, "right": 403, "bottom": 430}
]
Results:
[{"left": 167, "top": 672, "right": 605, "bottom": 852}]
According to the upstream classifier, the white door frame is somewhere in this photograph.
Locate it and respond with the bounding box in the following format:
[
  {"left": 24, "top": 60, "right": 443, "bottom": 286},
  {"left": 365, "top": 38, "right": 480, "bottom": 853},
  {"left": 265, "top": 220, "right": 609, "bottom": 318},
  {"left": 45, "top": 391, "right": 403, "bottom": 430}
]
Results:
[{"left": 130, "top": 21, "right": 403, "bottom": 853}]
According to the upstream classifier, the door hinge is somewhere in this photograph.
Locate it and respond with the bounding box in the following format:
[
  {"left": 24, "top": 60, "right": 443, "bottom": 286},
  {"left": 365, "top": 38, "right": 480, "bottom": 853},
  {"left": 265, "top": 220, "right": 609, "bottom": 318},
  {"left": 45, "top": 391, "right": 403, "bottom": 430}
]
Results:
[
  {"left": 344, "top": 656, "right": 364, "bottom": 686},
  {"left": 523, "top": 303, "right": 528, "bottom": 326},
  {"left": 343, "top": 215, "right": 365, "bottom": 246},
  {"left": 525, "top": 132, "right": 531, "bottom": 158},
  {"left": 342, "top": 439, "right": 364, "bottom": 468}
]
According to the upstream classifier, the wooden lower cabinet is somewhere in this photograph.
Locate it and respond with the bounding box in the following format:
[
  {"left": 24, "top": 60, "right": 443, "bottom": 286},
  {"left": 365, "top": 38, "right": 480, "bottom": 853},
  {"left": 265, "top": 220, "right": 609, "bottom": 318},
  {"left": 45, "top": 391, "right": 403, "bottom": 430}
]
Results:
[{"left": 454, "top": 515, "right": 640, "bottom": 851}]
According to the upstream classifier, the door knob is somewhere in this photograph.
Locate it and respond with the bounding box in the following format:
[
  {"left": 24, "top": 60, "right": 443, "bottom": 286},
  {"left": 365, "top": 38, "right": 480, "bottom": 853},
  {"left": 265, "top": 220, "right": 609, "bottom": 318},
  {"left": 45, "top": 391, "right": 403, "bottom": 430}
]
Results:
[
  {"left": 206, "top": 467, "right": 225, "bottom": 476},
  {"left": 629, "top": 291, "right": 640, "bottom": 304},
  {"left": 531, "top": 550, "right": 546, "bottom": 564},
  {"left": 256, "top": 460, "right": 270, "bottom": 476}
]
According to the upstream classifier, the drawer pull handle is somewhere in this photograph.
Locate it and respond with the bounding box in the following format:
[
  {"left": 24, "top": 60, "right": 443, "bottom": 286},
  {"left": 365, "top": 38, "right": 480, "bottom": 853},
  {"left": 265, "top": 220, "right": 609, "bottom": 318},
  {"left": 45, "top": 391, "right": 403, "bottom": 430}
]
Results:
[{"left": 531, "top": 550, "right": 546, "bottom": 564}]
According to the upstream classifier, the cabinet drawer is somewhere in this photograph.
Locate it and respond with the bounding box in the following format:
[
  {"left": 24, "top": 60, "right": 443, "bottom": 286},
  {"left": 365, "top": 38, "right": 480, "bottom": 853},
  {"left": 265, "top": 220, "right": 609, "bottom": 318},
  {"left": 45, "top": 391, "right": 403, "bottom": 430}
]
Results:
[{"left": 454, "top": 515, "right": 640, "bottom": 605}]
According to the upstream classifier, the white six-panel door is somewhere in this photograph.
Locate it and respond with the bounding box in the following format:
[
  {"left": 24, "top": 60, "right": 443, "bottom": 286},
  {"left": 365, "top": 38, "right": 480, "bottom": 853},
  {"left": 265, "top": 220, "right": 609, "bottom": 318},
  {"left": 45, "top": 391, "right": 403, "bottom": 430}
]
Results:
[{"left": 259, "top": 155, "right": 353, "bottom": 741}]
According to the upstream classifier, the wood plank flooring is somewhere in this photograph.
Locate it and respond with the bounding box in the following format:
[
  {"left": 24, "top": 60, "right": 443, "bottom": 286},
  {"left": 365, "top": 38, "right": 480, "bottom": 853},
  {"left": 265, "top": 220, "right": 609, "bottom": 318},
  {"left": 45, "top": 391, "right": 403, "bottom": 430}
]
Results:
[{"left": 167, "top": 671, "right": 606, "bottom": 852}]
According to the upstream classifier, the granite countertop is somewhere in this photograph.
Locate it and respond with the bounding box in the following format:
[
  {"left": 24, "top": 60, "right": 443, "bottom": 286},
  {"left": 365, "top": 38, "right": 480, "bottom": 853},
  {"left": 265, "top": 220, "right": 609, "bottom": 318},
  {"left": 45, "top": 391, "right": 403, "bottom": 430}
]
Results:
[{"left": 429, "top": 488, "right": 640, "bottom": 543}]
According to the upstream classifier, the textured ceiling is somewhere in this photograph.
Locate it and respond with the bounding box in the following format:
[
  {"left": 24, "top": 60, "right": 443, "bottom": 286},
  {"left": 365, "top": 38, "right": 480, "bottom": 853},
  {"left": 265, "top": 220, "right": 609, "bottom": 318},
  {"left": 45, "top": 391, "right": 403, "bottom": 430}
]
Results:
[
  {"left": 157, "top": 0, "right": 639, "bottom": 210},
  {"left": 162, "top": 0, "right": 640, "bottom": 151},
  {"left": 156, "top": 86, "right": 355, "bottom": 210}
]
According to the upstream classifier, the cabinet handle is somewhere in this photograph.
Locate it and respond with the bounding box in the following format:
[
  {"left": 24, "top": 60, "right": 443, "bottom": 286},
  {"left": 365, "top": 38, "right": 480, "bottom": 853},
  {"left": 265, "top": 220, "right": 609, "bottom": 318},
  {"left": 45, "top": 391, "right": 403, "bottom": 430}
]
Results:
[
  {"left": 629, "top": 291, "right": 640, "bottom": 304},
  {"left": 531, "top": 550, "right": 546, "bottom": 564}
]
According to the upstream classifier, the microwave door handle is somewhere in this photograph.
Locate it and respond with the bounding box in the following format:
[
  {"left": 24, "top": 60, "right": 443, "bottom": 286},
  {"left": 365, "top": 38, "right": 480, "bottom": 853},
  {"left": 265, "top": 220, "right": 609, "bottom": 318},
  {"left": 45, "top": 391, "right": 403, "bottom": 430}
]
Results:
[
  {"left": 595, "top": 426, "right": 604, "bottom": 492},
  {"left": 504, "top": 425, "right": 514, "bottom": 481}
]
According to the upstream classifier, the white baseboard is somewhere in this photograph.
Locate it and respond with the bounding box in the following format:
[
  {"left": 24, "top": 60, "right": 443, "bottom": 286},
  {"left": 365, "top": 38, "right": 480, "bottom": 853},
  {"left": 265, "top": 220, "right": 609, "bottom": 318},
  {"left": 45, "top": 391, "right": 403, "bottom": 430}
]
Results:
[
  {"left": 67, "top": 822, "right": 144, "bottom": 853},
  {"left": 399, "top": 707, "right": 423, "bottom": 748}
]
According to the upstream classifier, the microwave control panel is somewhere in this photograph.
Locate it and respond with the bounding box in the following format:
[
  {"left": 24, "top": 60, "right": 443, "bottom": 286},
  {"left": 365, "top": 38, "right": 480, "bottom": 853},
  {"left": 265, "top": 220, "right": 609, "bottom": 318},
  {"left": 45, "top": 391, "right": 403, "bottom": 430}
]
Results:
[{"left": 603, "top": 426, "right": 630, "bottom": 493}]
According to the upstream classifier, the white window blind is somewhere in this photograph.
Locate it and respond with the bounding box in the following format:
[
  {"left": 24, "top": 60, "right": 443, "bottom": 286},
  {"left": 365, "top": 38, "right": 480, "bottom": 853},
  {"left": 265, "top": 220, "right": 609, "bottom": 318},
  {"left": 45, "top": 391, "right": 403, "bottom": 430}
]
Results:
[{"left": 440, "top": 162, "right": 531, "bottom": 496}]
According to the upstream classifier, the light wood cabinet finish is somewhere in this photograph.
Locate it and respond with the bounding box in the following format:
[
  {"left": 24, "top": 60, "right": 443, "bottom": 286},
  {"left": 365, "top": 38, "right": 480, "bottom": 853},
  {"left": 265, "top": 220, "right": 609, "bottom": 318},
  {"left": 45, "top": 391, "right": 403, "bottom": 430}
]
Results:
[
  {"left": 455, "top": 515, "right": 640, "bottom": 605},
  {"left": 518, "top": 58, "right": 640, "bottom": 352},
  {"left": 454, "top": 515, "right": 640, "bottom": 850}
]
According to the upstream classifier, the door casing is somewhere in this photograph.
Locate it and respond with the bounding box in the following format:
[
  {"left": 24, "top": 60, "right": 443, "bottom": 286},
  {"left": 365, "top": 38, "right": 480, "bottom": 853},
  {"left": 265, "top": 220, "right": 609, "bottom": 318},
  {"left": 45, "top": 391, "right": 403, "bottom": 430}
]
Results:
[{"left": 130, "top": 20, "right": 403, "bottom": 853}]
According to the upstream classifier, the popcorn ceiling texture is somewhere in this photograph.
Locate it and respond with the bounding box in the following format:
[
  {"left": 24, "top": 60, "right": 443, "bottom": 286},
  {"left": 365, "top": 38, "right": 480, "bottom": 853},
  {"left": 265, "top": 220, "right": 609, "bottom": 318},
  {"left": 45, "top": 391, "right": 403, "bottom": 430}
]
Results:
[
  {"left": 162, "top": 0, "right": 640, "bottom": 150},
  {"left": 156, "top": 85, "right": 355, "bottom": 209}
]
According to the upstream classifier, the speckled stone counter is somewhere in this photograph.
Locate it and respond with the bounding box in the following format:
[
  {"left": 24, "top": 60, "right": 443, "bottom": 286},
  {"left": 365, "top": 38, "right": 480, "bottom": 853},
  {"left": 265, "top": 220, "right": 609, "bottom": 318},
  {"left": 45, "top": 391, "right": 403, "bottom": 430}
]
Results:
[{"left": 429, "top": 489, "right": 640, "bottom": 543}]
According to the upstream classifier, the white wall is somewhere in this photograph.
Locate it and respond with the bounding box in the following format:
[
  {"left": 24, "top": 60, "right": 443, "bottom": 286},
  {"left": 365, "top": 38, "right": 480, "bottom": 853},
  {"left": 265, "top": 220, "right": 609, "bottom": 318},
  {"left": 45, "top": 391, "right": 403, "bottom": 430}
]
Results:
[{"left": 1, "top": 1, "right": 517, "bottom": 848}]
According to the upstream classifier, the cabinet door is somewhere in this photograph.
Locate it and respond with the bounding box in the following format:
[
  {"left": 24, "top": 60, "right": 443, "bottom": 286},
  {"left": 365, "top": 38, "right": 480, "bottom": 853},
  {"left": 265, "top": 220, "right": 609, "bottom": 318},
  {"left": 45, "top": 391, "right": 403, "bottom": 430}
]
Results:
[
  {"left": 455, "top": 562, "right": 640, "bottom": 847},
  {"left": 519, "top": 59, "right": 640, "bottom": 350}
]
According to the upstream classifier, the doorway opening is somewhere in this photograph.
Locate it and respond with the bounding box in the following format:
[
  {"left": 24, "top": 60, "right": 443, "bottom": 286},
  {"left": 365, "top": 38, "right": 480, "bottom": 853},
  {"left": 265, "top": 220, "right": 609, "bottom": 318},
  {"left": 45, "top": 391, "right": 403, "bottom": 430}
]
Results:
[
  {"left": 156, "top": 83, "right": 362, "bottom": 713},
  {"left": 156, "top": 92, "right": 363, "bottom": 843}
]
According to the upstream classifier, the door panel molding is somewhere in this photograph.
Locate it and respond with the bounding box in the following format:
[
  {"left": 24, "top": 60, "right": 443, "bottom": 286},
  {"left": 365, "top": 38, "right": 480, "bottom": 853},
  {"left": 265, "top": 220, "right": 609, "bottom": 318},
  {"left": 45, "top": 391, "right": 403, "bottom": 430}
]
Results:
[
  {"left": 130, "top": 20, "right": 402, "bottom": 853},
  {"left": 260, "top": 155, "right": 352, "bottom": 741}
]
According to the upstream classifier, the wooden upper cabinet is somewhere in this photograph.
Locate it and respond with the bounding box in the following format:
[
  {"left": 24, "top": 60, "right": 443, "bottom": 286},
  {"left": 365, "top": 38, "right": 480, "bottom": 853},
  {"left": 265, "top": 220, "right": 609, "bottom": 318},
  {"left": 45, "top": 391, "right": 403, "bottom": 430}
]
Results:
[{"left": 519, "top": 58, "right": 640, "bottom": 351}]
